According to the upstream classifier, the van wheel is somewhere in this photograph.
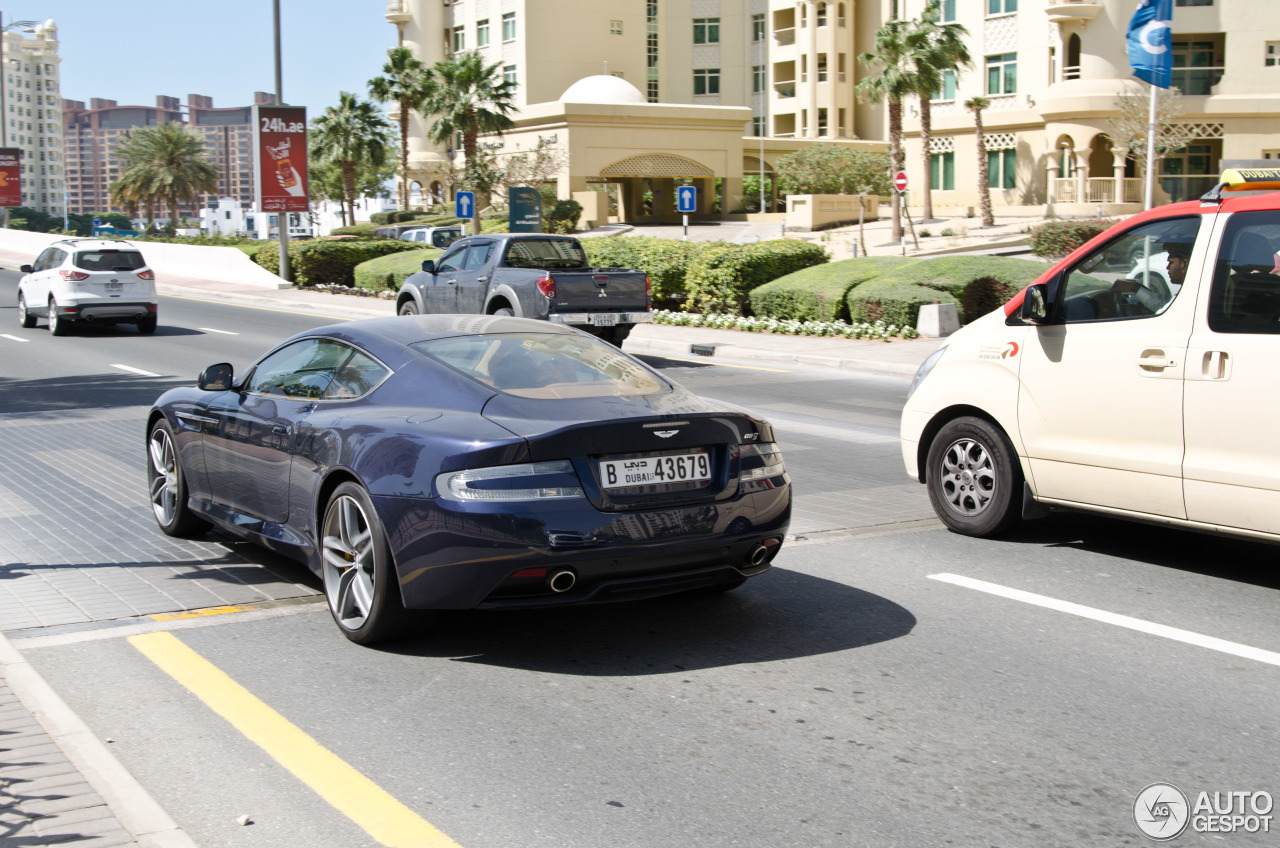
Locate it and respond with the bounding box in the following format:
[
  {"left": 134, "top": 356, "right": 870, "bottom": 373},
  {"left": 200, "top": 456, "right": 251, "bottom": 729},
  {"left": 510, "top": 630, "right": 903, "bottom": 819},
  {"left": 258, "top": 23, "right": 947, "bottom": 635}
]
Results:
[{"left": 925, "top": 416, "right": 1022, "bottom": 537}]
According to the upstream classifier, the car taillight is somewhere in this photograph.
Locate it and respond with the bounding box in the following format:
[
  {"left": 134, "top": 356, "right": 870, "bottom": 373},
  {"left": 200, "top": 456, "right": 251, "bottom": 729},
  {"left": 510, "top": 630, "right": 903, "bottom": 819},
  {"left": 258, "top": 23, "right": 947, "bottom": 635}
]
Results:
[
  {"left": 645, "top": 275, "right": 652, "bottom": 297},
  {"left": 536, "top": 275, "right": 555, "bottom": 298},
  {"left": 437, "top": 460, "right": 583, "bottom": 502},
  {"left": 137, "top": 269, "right": 155, "bottom": 280},
  {"left": 60, "top": 270, "right": 89, "bottom": 282}
]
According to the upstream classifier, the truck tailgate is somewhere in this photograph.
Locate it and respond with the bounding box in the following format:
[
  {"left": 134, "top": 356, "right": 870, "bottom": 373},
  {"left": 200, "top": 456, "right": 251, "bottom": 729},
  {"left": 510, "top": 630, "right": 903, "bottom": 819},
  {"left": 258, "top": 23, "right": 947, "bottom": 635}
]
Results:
[{"left": 551, "top": 270, "right": 649, "bottom": 312}]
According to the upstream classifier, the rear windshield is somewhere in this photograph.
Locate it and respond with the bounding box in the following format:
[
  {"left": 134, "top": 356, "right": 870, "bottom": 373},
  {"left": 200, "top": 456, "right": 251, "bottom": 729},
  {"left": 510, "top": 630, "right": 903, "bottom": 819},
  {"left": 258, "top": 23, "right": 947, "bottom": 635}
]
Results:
[
  {"left": 75, "top": 250, "right": 145, "bottom": 271},
  {"left": 411, "top": 333, "right": 669, "bottom": 399},
  {"left": 503, "top": 239, "right": 587, "bottom": 269}
]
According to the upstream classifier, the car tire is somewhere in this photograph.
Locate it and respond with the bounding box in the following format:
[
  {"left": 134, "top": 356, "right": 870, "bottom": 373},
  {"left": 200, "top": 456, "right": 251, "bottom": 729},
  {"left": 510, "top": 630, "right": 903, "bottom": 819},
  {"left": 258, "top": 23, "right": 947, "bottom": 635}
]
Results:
[
  {"left": 17, "top": 293, "right": 35, "bottom": 328},
  {"left": 47, "top": 297, "right": 67, "bottom": 336},
  {"left": 925, "top": 416, "right": 1022, "bottom": 538},
  {"left": 601, "top": 325, "right": 632, "bottom": 347},
  {"left": 492, "top": 307, "right": 515, "bottom": 317},
  {"left": 147, "top": 419, "right": 211, "bottom": 537},
  {"left": 321, "top": 482, "right": 410, "bottom": 645},
  {"left": 398, "top": 299, "right": 419, "bottom": 316},
  {"left": 137, "top": 314, "right": 158, "bottom": 334}
]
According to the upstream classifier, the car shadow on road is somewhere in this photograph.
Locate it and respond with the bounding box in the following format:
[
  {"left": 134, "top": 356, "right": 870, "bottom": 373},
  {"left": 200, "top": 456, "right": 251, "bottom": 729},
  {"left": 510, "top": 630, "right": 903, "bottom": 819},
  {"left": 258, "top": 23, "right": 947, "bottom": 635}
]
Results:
[
  {"left": 385, "top": 567, "right": 915, "bottom": 675},
  {"left": 0, "top": 373, "right": 193, "bottom": 413},
  {"left": 988, "top": 511, "right": 1280, "bottom": 591}
]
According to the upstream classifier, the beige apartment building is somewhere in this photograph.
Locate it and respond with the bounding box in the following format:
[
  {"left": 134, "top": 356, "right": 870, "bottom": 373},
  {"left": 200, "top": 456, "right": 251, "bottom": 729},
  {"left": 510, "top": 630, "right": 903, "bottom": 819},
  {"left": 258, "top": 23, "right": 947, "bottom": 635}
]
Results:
[
  {"left": 3, "top": 20, "right": 65, "bottom": 217},
  {"left": 386, "top": 0, "right": 1280, "bottom": 220}
]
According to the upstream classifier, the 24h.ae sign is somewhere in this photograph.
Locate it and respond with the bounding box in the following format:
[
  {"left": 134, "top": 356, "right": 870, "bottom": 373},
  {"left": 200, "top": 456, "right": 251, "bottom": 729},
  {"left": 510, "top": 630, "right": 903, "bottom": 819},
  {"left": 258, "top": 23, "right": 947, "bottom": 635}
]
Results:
[
  {"left": 253, "top": 105, "right": 308, "bottom": 213},
  {"left": 0, "top": 148, "right": 21, "bottom": 207}
]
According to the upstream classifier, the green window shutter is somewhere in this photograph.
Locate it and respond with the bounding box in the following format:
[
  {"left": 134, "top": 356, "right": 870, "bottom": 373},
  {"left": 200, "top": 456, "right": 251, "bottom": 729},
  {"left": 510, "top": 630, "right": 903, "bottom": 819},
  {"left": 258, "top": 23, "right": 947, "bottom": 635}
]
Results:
[
  {"left": 944, "top": 153, "right": 955, "bottom": 190},
  {"left": 931, "top": 154, "right": 941, "bottom": 190},
  {"left": 1002, "top": 149, "right": 1017, "bottom": 189},
  {"left": 988, "top": 150, "right": 1000, "bottom": 188}
]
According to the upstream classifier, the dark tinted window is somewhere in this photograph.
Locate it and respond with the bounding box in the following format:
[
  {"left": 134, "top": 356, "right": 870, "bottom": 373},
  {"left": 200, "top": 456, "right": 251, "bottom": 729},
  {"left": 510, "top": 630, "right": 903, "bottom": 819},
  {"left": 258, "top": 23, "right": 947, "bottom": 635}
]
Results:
[
  {"left": 76, "top": 250, "right": 145, "bottom": 271},
  {"left": 503, "top": 238, "right": 588, "bottom": 269},
  {"left": 1207, "top": 211, "right": 1280, "bottom": 334}
]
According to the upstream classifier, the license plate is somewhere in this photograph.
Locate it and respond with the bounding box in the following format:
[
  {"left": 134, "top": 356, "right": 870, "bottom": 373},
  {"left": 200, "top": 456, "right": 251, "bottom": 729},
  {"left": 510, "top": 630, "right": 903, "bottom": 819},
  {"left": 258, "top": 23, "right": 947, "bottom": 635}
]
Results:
[
  {"left": 104, "top": 281, "right": 123, "bottom": 292},
  {"left": 591, "top": 313, "right": 618, "bottom": 327},
  {"left": 600, "top": 451, "right": 711, "bottom": 489}
]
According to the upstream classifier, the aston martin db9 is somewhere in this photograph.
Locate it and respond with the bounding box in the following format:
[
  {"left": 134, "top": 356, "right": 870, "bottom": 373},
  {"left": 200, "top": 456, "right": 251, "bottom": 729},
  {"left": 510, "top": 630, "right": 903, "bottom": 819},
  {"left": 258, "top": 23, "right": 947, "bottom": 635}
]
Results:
[{"left": 146, "top": 316, "right": 790, "bottom": 644}]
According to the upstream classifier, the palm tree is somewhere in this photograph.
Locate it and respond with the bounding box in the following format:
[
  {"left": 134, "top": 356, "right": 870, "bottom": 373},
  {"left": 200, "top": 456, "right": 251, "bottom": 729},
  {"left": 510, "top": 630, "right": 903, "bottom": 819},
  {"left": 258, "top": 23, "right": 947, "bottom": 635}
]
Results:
[
  {"left": 422, "top": 51, "right": 516, "bottom": 234},
  {"left": 311, "top": 92, "right": 394, "bottom": 226},
  {"left": 966, "top": 96, "right": 995, "bottom": 227},
  {"left": 108, "top": 168, "right": 153, "bottom": 231},
  {"left": 857, "top": 20, "right": 926, "bottom": 245},
  {"left": 113, "top": 124, "right": 218, "bottom": 233},
  {"left": 911, "top": 1, "right": 971, "bottom": 222},
  {"left": 368, "top": 46, "right": 434, "bottom": 211}
]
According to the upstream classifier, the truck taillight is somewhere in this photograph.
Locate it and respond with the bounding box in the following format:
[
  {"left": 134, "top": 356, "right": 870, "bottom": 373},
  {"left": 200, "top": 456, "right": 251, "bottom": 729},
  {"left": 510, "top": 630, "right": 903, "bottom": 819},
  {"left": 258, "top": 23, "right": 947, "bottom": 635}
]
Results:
[
  {"left": 137, "top": 269, "right": 155, "bottom": 280},
  {"left": 645, "top": 275, "right": 652, "bottom": 296},
  {"left": 60, "top": 270, "right": 90, "bottom": 282},
  {"left": 536, "top": 275, "right": 555, "bottom": 298}
]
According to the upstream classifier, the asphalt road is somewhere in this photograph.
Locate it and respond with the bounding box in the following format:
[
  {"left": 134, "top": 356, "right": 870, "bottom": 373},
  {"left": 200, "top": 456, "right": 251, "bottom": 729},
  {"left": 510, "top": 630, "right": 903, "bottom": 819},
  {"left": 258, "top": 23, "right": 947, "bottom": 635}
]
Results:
[{"left": 2, "top": 270, "right": 1279, "bottom": 848}]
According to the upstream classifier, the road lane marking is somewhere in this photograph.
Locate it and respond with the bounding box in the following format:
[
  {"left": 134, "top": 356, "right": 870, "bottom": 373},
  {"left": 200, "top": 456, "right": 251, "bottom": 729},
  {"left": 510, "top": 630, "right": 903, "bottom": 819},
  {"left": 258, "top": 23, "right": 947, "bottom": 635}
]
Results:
[
  {"left": 111, "top": 364, "right": 161, "bottom": 377},
  {"left": 928, "top": 573, "right": 1280, "bottom": 668},
  {"left": 197, "top": 327, "right": 239, "bottom": 335},
  {"left": 635, "top": 352, "right": 791, "bottom": 373},
  {"left": 129, "top": 632, "right": 464, "bottom": 848},
  {"left": 150, "top": 604, "right": 255, "bottom": 621},
  {"left": 0, "top": 333, "right": 29, "bottom": 342},
  {"left": 163, "top": 293, "right": 353, "bottom": 322}
]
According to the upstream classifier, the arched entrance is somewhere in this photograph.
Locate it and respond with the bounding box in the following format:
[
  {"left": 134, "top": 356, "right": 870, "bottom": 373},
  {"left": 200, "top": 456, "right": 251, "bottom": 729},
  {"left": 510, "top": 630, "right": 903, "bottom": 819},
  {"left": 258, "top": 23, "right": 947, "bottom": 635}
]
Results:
[{"left": 597, "top": 153, "right": 717, "bottom": 222}]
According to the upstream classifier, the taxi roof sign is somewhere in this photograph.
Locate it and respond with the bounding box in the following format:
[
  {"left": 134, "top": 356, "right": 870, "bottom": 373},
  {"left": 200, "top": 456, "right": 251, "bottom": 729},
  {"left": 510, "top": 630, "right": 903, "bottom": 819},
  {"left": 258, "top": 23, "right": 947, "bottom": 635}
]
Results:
[{"left": 1201, "top": 168, "right": 1280, "bottom": 203}]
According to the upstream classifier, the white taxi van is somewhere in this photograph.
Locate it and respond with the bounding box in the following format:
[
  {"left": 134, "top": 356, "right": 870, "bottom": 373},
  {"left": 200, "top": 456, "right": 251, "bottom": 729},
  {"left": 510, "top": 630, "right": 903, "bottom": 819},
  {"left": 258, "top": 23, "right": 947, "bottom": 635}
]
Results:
[{"left": 901, "top": 169, "right": 1280, "bottom": 540}]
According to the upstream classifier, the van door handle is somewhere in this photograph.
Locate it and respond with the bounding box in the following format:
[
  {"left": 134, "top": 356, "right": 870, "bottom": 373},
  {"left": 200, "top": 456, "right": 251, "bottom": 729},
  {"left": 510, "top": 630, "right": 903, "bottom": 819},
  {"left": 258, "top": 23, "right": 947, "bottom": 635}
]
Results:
[
  {"left": 1136, "top": 349, "right": 1175, "bottom": 371},
  {"left": 1200, "top": 350, "right": 1231, "bottom": 380}
]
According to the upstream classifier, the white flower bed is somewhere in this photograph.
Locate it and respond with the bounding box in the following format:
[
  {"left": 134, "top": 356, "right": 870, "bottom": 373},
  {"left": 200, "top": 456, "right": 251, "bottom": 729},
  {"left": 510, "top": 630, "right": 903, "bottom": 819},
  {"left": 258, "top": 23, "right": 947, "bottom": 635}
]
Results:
[{"left": 652, "top": 310, "right": 920, "bottom": 340}]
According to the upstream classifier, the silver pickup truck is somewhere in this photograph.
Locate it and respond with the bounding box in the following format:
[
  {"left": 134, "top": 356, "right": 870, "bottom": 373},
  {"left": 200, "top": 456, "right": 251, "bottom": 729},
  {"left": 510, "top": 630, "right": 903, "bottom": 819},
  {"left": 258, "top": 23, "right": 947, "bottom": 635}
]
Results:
[{"left": 394, "top": 233, "right": 652, "bottom": 345}]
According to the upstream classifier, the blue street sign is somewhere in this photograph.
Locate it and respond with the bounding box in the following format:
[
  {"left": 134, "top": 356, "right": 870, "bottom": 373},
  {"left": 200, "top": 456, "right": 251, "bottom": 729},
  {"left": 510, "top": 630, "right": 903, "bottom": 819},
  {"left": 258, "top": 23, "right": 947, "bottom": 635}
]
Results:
[
  {"left": 456, "top": 191, "right": 476, "bottom": 220},
  {"left": 677, "top": 185, "right": 697, "bottom": 214}
]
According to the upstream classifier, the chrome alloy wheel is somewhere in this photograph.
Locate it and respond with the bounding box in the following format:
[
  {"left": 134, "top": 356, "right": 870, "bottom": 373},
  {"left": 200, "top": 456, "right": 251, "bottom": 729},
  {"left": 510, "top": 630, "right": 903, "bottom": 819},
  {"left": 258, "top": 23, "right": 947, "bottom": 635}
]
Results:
[
  {"left": 938, "top": 437, "right": 997, "bottom": 516},
  {"left": 322, "top": 494, "right": 377, "bottom": 631},
  {"left": 148, "top": 427, "right": 180, "bottom": 525}
]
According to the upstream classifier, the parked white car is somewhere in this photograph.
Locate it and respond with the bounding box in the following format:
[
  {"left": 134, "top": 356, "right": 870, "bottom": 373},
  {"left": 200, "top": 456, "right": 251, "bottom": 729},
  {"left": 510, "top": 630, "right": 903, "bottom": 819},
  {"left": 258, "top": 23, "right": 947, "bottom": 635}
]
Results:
[
  {"left": 901, "top": 168, "right": 1280, "bottom": 542},
  {"left": 399, "top": 226, "right": 463, "bottom": 249},
  {"left": 16, "top": 238, "right": 158, "bottom": 335}
]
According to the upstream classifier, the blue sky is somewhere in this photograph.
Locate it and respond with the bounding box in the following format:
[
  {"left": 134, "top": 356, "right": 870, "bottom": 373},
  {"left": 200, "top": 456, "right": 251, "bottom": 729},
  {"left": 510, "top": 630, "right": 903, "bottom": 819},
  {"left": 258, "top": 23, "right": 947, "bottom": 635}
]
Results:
[{"left": 14, "top": 1, "right": 394, "bottom": 117}]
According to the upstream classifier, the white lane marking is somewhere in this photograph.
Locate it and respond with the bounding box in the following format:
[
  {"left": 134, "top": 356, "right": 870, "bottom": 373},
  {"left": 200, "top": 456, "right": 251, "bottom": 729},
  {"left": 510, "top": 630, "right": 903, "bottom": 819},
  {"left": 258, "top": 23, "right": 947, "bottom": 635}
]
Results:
[
  {"left": 111, "top": 363, "right": 161, "bottom": 377},
  {"left": 198, "top": 327, "right": 238, "bottom": 335},
  {"left": 928, "top": 572, "right": 1280, "bottom": 668},
  {"left": 0, "top": 334, "right": 30, "bottom": 342}
]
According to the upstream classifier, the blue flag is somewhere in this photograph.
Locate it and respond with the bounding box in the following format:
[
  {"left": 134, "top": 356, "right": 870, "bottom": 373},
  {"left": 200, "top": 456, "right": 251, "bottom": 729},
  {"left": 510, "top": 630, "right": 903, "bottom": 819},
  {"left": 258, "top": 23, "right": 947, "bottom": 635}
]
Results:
[{"left": 1127, "top": 0, "right": 1173, "bottom": 88}]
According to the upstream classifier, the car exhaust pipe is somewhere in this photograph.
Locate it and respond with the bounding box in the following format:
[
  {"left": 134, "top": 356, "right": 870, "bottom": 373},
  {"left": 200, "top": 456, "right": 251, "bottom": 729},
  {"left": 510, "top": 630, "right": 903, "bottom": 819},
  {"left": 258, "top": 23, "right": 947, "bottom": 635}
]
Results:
[
  {"left": 547, "top": 569, "right": 577, "bottom": 593},
  {"left": 749, "top": 545, "right": 770, "bottom": 567}
]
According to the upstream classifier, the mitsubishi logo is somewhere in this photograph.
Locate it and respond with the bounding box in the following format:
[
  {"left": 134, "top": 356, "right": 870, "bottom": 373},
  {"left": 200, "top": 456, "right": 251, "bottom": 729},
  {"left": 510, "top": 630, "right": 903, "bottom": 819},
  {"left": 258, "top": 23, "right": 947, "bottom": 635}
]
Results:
[
  {"left": 652, "top": 430, "right": 679, "bottom": 438},
  {"left": 598, "top": 288, "right": 608, "bottom": 298}
]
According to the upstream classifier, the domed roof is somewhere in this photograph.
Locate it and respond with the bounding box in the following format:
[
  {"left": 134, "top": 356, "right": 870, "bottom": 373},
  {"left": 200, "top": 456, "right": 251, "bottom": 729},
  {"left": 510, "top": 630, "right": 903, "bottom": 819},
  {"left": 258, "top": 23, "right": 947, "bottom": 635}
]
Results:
[{"left": 560, "top": 75, "right": 647, "bottom": 105}]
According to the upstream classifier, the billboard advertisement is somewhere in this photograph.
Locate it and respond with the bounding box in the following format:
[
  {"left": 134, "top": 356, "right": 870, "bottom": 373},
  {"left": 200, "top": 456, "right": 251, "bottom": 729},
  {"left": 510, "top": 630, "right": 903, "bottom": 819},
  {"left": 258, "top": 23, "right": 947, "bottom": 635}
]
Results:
[
  {"left": 0, "top": 148, "right": 21, "bottom": 207},
  {"left": 252, "top": 105, "right": 308, "bottom": 213}
]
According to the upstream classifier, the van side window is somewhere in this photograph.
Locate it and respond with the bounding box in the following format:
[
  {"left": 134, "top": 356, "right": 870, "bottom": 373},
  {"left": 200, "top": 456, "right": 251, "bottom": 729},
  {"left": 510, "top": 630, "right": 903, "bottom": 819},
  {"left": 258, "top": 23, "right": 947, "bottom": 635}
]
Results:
[
  {"left": 1207, "top": 212, "right": 1280, "bottom": 334},
  {"left": 1056, "top": 217, "right": 1201, "bottom": 323}
]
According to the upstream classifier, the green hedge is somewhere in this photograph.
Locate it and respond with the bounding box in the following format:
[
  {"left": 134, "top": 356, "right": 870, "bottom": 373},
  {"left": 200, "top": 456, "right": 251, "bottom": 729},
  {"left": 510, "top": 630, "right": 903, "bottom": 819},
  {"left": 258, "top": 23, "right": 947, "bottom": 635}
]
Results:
[
  {"left": 749, "top": 256, "right": 910, "bottom": 322},
  {"left": 842, "top": 255, "right": 1050, "bottom": 327},
  {"left": 352, "top": 248, "right": 443, "bottom": 291},
  {"left": 580, "top": 237, "right": 704, "bottom": 306},
  {"left": 685, "top": 239, "right": 829, "bottom": 314},
  {"left": 1028, "top": 219, "right": 1117, "bottom": 260},
  {"left": 254, "top": 238, "right": 421, "bottom": 287}
]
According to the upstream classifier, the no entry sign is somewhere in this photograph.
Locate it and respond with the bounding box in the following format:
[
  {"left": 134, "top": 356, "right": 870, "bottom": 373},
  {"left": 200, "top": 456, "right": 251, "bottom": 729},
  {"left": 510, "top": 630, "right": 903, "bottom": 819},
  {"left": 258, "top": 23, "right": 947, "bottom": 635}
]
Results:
[{"left": 894, "top": 171, "right": 908, "bottom": 192}]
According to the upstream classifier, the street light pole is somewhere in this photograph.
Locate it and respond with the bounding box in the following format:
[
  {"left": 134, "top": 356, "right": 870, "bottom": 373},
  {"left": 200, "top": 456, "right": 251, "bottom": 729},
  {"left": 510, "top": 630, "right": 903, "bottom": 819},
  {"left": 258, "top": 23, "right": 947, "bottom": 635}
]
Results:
[{"left": 274, "top": 0, "right": 291, "bottom": 282}]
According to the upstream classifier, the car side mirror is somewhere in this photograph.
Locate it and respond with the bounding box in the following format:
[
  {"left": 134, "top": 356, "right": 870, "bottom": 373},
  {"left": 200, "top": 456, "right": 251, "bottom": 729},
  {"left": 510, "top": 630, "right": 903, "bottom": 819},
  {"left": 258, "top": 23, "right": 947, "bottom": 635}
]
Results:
[
  {"left": 20, "top": 264, "right": 32, "bottom": 273},
  {"left": 1019, "top": 284, "right": 1050, "bottom": 325},
  {"left": 198, "top": 362, "right": 234, "bottom": 391},
  {"left": 420, "top": 259, "right": 435, "bottom": 274}
]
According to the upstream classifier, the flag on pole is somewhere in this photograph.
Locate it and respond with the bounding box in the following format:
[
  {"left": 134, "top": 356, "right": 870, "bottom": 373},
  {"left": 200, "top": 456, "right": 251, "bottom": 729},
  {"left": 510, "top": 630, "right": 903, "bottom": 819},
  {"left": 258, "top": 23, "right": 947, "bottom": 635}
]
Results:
[{"left": 1127, "top": 0, "right": 1173, "bottom": 89}]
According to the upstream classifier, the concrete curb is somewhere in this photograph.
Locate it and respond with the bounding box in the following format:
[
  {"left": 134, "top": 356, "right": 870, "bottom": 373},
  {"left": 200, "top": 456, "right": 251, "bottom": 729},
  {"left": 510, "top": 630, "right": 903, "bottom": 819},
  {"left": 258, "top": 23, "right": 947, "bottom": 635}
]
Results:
[
  {"left": 623, "top": 335, "right": 921, "bottom": 377},
  {"left": 0, "top": 632, "right": 199, "bottom": 848}
]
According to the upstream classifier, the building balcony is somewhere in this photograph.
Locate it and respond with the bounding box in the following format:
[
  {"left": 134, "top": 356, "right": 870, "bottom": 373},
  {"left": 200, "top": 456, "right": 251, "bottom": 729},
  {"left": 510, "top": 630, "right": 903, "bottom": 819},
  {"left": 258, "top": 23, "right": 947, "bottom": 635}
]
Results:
[
  {"left": 385, "top": 0, "right": 410, "bottom": 23},
  {"left": 773, "top": 27, "right": 795, "bottom": 46},
  {"left": 1046, "top": 0, "right": 1102, "bottom": 23},
  {"left": 774, "top": 81, "right": 797, "bottom": 98}
]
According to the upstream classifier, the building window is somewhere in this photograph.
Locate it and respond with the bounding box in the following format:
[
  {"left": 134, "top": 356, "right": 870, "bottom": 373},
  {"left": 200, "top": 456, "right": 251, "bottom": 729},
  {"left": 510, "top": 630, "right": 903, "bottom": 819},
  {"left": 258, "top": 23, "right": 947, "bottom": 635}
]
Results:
[
  {"left": 693, "top": 18, "right": 720, "bottom": 44},
  {"left": 752, "top": 13, "right": 765, "bottom": 41},
  {"left": 753, "top": 65, "right": 765, "bottom": 93},
  {"left": 838, "top": 108, "right": 846, "bottom": 135},
  {"left": 986, "top": 53, "right": 1017, "bottom": 94},
  {"left": 838, "top": 2, "right": 847, "bottom": 25},
  {"left": 818, "top": 54, "right": 828, "bottom": 82},
  {"left": 477, "top": 19, "right": 490, "bottom": 46},
  {"left": 693, "top": 69, "right": 720, "bottom": 95},
  {"left": 817, "top": 2, "right": 828, "bottom": 26},
  {"left": 931, "top": 152, "right": 955, "bottom": 190},
  {"left": 934, "top": 69, "right": 957, "bottom": 100},
  {"left": 938, "top": 0, "right": 957, "bottom": 21},
  {"left": 1172, "top": 40, "right": 1221, "bottom": 94},
  {"left": 503, "top": 65, "right": 517, "bottom": 85},
  {"left": 1268, "top": 42, "right": 1280, "bottom": 66},
  {"left": 452, "top": 26, "right": 465, "bottom": 53},
  {"left": 818, "top": 108, "right": 828, "bottom": 136},
  {"left": 1263, "top": 150, "right": 1280, "bottom": 159},
  {"left": 647, "top": 0, "right": 659, "bottom": 102},
  {"left": 1175, "top": 0, "right": 1212, "bottom": 5},
  {"left": 988, "top": 149, "right": 1017, "bottom": 189},
  {"left": 987, "top": 0, "right": 1017, "bottom": 14},
  {"left": 751, "top": 116, "right": 766, "bottom": 136},
  {"left": 648, "top": 79, "right": 659, "bottom": 102},
  {"left": 610, "top": 20, "right": 623, "bottom": 35},
  {"left": 502, "top": 12, "right": 516, "bottom": 41}
]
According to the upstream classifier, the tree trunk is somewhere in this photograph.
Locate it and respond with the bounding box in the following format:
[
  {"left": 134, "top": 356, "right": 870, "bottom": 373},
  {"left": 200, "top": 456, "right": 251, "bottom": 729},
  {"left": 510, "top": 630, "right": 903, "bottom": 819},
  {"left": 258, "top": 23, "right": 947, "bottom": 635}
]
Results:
[
  {"left": 463, "top": 121, "right": 481, "bottom": 236},
  {"left": 973, "top": 106, "right": 994, "bottom": 227},
  {"left": 399, "top": 101, "right": 411, "bottom": 210},
  {"left": 342, "top": 160, "right": 358, "bottom": 229},
  {"left": 919, "top": 95, "right": 934, "bottom": 222},
  {"left": 888, "top": 99, "right": 903, "bottom": 244},
  {"left": 169, "top": 198, "right": 179, "bottom": 234}
]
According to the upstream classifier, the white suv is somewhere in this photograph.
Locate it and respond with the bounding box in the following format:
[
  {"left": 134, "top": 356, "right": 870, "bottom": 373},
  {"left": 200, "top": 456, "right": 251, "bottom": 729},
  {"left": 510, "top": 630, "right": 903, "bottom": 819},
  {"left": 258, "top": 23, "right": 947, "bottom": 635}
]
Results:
[{"left": 17, "top": 238, "right": 158, "bottom": 335}]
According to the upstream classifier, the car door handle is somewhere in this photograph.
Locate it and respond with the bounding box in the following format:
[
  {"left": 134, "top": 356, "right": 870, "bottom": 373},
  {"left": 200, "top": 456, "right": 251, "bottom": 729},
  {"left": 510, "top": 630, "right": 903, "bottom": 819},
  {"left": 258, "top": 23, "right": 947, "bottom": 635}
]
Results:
[
  {"left": 446, "top": 278, "right": 457, "bottom": 285},
  {"left": 1136, "top": 349, "right": 1175, "bottom": 371},
  {"left": 476, "top": 276, "right": 488, "bottom": 283},
  {"left": 271, "top": 424, "right": 291, "bottom": 435}
]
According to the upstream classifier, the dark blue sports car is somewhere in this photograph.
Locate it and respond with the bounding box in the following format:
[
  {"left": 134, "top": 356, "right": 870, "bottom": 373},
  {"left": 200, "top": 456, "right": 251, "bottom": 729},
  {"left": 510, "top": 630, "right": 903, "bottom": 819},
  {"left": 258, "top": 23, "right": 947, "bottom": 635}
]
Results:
[{"left": 147, "top": 316, "right": 791, "bottom": 643}]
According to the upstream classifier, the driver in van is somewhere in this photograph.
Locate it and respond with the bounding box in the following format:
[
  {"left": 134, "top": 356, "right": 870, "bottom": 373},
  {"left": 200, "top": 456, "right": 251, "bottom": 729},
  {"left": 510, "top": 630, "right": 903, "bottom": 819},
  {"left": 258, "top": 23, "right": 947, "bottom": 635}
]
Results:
[{"left": 1112, "top": 231, "right": 1194, "bottom": 313}]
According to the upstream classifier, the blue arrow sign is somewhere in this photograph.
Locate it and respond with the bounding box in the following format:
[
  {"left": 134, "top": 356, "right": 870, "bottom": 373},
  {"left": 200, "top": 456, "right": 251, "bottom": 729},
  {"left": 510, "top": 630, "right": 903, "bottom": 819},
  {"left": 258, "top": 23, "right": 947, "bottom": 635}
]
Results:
[
  {"left": 456, "top": 191, "right": 475, "bottom": 220},
  {"left": 677, "top": 186, "right": 698, "bottom": 214}
]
